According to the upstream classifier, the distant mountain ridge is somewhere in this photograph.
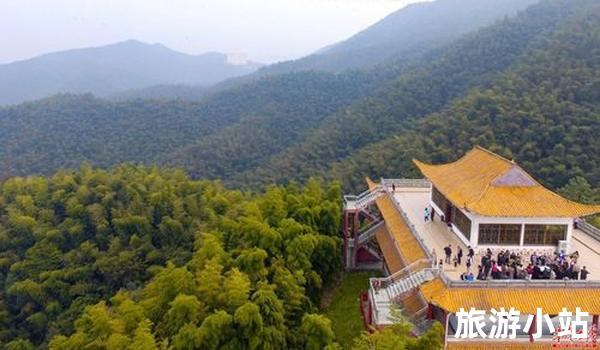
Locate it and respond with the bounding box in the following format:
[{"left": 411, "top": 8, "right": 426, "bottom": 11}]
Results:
[
  {"left": 255, "top": 0, "right": 538, "bottom": 75},
  {"left": 0, "top": 40, "right": 261, "bottom": 105}
]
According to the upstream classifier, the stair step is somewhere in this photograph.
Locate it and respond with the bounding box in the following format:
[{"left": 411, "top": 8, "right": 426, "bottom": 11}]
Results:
[{"left": 384, "top": 269, "right": 438, "bottom": 300}]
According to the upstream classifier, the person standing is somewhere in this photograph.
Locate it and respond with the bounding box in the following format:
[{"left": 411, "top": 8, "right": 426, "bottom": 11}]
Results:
[
  {"left": 572, "top": 263, "right": 581, "bottom": 280},
  {"left": 444, "top": 244, "right": 452, "bottom": 264},
  {"left": 457, "top": 247, "right": 463, "bottom": 265},
  {"left": 581, "top": 266, "right": 589, "bottom": 280}
]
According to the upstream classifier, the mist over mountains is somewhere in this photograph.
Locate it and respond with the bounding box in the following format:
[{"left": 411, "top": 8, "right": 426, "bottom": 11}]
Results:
[{"left": 0, "top": 40, "right": 261, "bottom": 105}]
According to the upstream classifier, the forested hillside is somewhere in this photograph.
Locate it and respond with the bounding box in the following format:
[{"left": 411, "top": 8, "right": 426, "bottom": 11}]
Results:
[
  {"left": 107, "top": 85, "right": 209, "bottom": 102},
  {"left": 0, "top": 165, "right": 344, "bottom": 348},
  {"left": 0, "top": 71, "right": 374, "bottom": 179},
  {"left": 324, "top": 0, "right": 600, "bottom": 193},
  {"left": 235, "top": 0, "right": 599, "bottom": 190},
  {"left": 162, "top": 72, "right": 380, "bottom": 179},
  {"left": 0, "top": 0, "right": 598, "bottom": 200}
]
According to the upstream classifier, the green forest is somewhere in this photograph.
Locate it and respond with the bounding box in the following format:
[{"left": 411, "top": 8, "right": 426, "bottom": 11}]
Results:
[
  {"left": 1, "top": 0, "right": 600, "bottom": 348},
  {"left": 0, "top": 166, "right": 441, "bottom": 349},
  {"left": 1, "top": 0, "right": 598, "bottom": 203},
  {"left": 240, "top": 0, "right": 600, "bottom": 191},
  {"left": 327, "top": 0, "right": 600, "bottom": 189}
]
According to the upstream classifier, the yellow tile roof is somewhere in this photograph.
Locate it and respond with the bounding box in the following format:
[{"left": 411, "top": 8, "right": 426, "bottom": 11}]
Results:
[
  {"left": 368, "top": 178, "right": 427, "bottom": 266},
  {"left": 413, "top": 146, "right": 600, "bottom": 217},
  {"left": 374, "top": 224, "right": 405, "bottom": 273},
  {"left": 419, "top": 278, "right": 600, "bottom": 315}
]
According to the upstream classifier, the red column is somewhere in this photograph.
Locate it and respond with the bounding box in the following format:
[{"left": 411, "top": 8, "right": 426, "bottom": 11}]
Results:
[
  {"left": 343, "top": 211, "right": 349, "bottom": 239},
  {"left": 593, "top": 315, "right": 599, "bottom": 347},
  {"left": 529, "top": 314, "right": 536, "bottom": 343},
  {"left": 353, "top": 211, "right": 360, "bottom": 239}
]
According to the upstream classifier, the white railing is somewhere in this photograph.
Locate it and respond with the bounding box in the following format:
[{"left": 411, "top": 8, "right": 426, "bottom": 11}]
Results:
[
  {"left": 357, "top": 220, "right": 384, "bottom": 245},
  {"left": 437, "top": 268, "right": 600, "bottom": 288},
  {"left": 370, "top": 267, "right": 440, "bottom": 297},
  {"left": 344, "top": 185, "right": 386, "bottom": 211},
  {"left": 343, "top": 188, "right": 373, "bottom": 203},
  {"left": 382, "top": 178, "right": 431, "bottom": 189},
  {"left": 380, "top": 179, "right": 435, "bottom": 262},
  {"left": 355, "top": 188, "right": 385, "bottom": 210},
  {"left": 576, "top": 218, "right": 600, "bottom": 241},
  {"left": 380, "top": 258, "right": 434, "bottom": 284}
]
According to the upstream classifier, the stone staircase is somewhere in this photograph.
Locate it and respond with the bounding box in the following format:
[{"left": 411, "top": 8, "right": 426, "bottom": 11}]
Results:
[
  {"left": 357, "top": 220, "right": 384, "bottom": 245},
  {"left": 344, "top": 186, "right": 385, "bottom": 211},
  {"left": 370, "top": 267, "right": 439, "bottom": 324},
  {"left": 385, "top": 269, "right": 437, "bottom": 301}
]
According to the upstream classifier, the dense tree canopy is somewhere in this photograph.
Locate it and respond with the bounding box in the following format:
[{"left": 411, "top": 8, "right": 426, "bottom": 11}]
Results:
[
  {"left": 0, "top": 71, "right": 375, "bottom": 181},
  {"left": 326, "top": 1, "right": 600, "bottom": 198},
  {"left": 0, "top": 165, "right": 345, "bottom": 349}
]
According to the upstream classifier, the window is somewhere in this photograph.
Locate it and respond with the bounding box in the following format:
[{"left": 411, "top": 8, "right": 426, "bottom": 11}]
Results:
[
  {"left": 523, "top": 225, "right": 567, "bottom": 246},
  {"left": 432, "top": 186, "right": 449, "bottom": 213},
  {"left": 452, "top": 208, "right": 471, "bottom": 241},
  {"left": 478, "top": 224, "right": 521, "bottom": 245}
]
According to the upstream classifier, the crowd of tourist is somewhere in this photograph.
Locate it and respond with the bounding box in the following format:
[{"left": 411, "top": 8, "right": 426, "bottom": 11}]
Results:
[
  {"left": 434, "top": 244, "right": 590, "bottom": 281},
  {"left": 450, "top": 246, "right": 591, "bottom": 281}
]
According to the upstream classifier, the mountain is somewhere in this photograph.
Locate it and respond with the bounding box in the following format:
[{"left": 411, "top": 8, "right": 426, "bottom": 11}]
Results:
[
  {"left": 0, "top": 40, "right": 261, "bottom": 105},
  {"left": 233, "top": 0, "right": 599, "bottom": 190},
  {"left": 256, "top": 0, "right": 538, "bottom": 75},
  {"left": 0, "top": 70, "right": 376, "bottom": 179},
  {"left": 0, "top": 0, "right": 542, "bottom": 180},
  {"left": 0, "top": 0, "right": 598, "bottom": 200},
  {"left": 326, "top": 0, "right": 600, "bottom": 192},
  {"left": 106, "top": 84, "right": 209, "bottom": 102}
]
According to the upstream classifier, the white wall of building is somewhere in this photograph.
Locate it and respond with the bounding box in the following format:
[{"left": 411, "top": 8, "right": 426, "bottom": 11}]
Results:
[{"left": 428, "top": 198, "right": 574, "bottom": 251}]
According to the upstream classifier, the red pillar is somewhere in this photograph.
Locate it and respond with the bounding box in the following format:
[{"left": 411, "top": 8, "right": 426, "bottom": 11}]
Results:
[
  {"left": 529, "top": 314, "right": 536, "bottom": 343},
  {"left": 427, "top": 303, "right": 433, "bottom": 320},
  {"left": 353, "top": 211, "right": 360, "bottom": 239},
  {"left": 593, "top": 315, "right": 599, "bottom": 344}
]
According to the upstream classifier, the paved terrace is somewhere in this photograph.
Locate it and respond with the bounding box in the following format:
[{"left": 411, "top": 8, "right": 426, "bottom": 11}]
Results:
[{"left": 391, "top": 184, "right": 600, "bottom": 281}]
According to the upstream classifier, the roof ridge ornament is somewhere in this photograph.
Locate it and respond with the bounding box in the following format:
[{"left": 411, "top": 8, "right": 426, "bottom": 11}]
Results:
[{"left": 492, "top": 164, "right": 537, "bottom": 187}]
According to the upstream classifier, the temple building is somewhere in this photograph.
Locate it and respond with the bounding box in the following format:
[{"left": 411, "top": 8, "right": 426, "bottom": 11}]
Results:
[
  {"left": 344, "top": 146, "right": 600, "bottom": 349},
  {"left": 414, "top": 146, "right": 600, "bottom": 251}
]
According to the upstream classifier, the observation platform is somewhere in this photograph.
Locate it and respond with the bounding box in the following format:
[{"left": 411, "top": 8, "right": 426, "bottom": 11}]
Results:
[
  {"left": 360, "top": 180, "right": 600, "bottom": 330},
  {"left": 392, "top": 185, "right": 600, "bottom": 281}
]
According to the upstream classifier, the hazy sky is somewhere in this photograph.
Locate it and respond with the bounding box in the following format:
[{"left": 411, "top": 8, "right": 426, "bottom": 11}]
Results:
[{"left": 0, "top": 0, "right": 427, "bottom": 64}]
